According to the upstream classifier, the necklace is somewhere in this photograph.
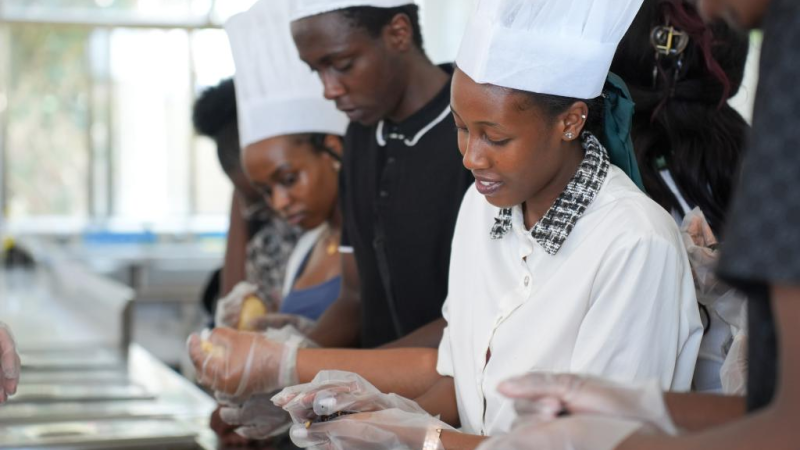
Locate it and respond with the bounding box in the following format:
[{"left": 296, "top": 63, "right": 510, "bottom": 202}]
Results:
[
  {"left": 326, "top": 239, "right": 339, "bottom": 256},
  {"left": 324, "top": 229, "right": 340, "bottom": 255}
]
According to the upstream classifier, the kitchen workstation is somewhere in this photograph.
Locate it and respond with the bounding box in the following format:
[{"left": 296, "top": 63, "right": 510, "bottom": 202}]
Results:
[{"left": 0, "top": 238, "right": 222, "bottom": 449}]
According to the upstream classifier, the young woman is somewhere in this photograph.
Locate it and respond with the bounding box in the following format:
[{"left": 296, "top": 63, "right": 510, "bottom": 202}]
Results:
[
  {"left": 189, "top": 0, "right": 349, "bottom": 442},
  {"left": 210, "top": 0, "right": 350, "bottom": 332},
  {"left": 193, "top": 78, "right": 300, "bottom": 318},
  {"left": 610, "top": 0, "right": 750, "bottom": 393},
  {"left": 476, "top": 1, "right": 800, "bottom": 450},
  {"left": 241, "top": 132, "right": 344, "bottom": 322}
]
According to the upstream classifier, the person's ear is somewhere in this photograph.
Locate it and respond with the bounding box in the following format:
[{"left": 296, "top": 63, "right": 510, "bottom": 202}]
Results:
[
  {"left": 382, "top": 13, "right": 414, "bottom": 52},
  {"left": 560, "top": 102, "right": 589, "bottom": 142},
  {"left": 323, "top": 134, "right": 344, "bottom": 159}
]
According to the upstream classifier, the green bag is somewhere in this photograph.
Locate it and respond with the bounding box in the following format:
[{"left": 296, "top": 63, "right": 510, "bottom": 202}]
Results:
[{"left": 602, "top": 72, "right": 646, "bottom": 192}]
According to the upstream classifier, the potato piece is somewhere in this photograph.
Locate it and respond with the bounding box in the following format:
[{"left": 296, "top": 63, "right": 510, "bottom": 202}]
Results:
[
  {"left": 201, "top": 340, "right": 225, "bottom": 358},
  {"left": 238, "top": 295, "right": 268, "bottom": 331}
]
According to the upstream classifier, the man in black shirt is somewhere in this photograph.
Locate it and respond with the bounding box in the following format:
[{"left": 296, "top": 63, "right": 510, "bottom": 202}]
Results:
[{"left": 290, "top": 3, "right": 473, "bottom": 348}]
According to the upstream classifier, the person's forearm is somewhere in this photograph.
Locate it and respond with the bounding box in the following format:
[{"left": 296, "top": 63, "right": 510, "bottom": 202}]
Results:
[
  {"left": 222, "top": 192, "right": 248, "bottom": 296},
  {"left": 440, "top": 431, "right": 486, "bottom": 450},
  {"left": 307, "top": 295, "right": 361, "bottom": 347},
  {"left": 415, "top": 376, "right": 460, "bottom": 426},
  {"left": 296, "top": 348, "right": 440, "bottom": 398},
  {"left": 618, "top": 405, "right": 795, "bottom": 450},
  {"left": 663, "top": 392, "right": 745, "bottom": 432},
  {"left": 381, "top": 317, "right": 447, "bottom": 349}
]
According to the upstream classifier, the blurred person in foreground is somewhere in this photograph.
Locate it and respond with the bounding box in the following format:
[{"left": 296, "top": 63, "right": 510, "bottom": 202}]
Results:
[
  {"left": 477, "top": 0, "right": 800, "bottom": 449},
  {"left": 0, "top": 322, "right": 20, "bottom": 404}
]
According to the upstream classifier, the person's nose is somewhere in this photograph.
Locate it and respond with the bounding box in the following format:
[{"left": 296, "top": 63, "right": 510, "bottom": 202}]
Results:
[
  {"left": 320, "top": 72, "right": 346, "bottom": 100},
  {"left": 271, "top": 187, "right": 292, "bottom": 213},
  {"left": 461, "top": 138, "right": 490, "bottom": 171}
]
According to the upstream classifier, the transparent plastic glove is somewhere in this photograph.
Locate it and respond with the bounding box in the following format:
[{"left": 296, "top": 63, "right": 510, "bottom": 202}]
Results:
[
  {"left": 208, "top": 325, "right": 311, "bottom": 439},
  {"left": 273, "top": 370, "right": 426, "bottom": 425},
  {"left": 209, "top": 406, "right": 251, "bottom": 447},
  {"left": 264, "top": 324, "right": 318, "bottom": 349},
  {"left": 217, "top": 392, "right": 292, "bottom": 439},
  {"left": 720, "top": 331, "right": 748, "bottom": 395},
  {"left": 0, "top": 321, "right": 21, "bottom": 403},
  {"left": 476, "top": 415, "right": 646, "bottom": 450},
  {"left": 248, "top": 313, "right": 317, "bottom": 336},
  {"left": 288, "top": 408, "right": 453, "bottom": 450},
  {"left": 215, "top": 281, "right": 267, "bottom": 330},
  {"left": 500, "top": 373, "right": 678, "bottom": 435},
  {"left": 187, "top": 327, "right": 299, "bottom": 397}
]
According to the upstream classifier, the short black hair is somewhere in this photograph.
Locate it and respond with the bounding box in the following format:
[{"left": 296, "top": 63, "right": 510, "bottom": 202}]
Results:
[
  {"left": 338, "top": 5, "right": 424, "bottom": 50},
  {"left": 192, "top": 78, "right": 242, "bottom": 175},
  {"left": 515, "top": 91, "right": 605, "bottom": 141}
]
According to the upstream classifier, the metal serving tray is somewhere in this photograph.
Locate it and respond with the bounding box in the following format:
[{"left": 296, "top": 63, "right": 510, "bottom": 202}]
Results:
[
  {"left": 0, "top": 418, "right": 199, "bottom": 449},
  {"left": 18, "top": 370, "right": 129, "bottom": 385},
  {"left": 7, "top": 384, "right": 154, "bottom": 404},
  {"left": 0, "top": 400, "right": 182, "bottom": 425}
]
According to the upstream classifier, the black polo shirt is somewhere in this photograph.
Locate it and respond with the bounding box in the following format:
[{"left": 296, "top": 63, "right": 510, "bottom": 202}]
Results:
[
  {"left": 717, "top": 0, "right": 800, "bottom": 412},
  {"left": 340, "top": 65, "right": 473, "bottom": 348}
]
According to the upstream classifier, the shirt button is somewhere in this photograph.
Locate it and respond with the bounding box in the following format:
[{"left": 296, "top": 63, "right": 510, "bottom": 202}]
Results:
[
  {"left": 387, "top": 157, "right": 396, "bottom": 164},
  {"left": 524, "top": 276, "right": 530, "bottom": 286},
  {"left": 379, "top": 190, "right": 389, "bottom": 198}
]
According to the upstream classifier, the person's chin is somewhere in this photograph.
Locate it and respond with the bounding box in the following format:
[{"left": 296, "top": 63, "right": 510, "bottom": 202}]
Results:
[
  {"left": 342, "top": 106, "right": 383, "bottom": 127},
  {"left": 299, "top": 215, "right": 326, "bottom": 231},
  {"left": 477, "top": 185, "right": 520, "bottom": 209}
]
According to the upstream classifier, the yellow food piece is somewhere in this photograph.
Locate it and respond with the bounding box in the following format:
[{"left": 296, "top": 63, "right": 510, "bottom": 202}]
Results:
[
  {"left": 238, "top": 295, "right": 268, "bottom": 331},
  {"left": 201, "top": 340, "right": 224, "bottom": 358}
]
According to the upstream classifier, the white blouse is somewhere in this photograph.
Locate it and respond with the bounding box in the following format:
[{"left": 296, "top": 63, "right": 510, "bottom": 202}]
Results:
[{"left": 437, "top": 156, "right": 703, "bottom": 436}]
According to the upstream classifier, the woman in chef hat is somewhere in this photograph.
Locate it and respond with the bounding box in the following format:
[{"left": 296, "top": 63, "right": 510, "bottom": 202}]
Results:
[
  {"left": 188, "top": 0, "right": 350, "bottom": 440},
  {"left": 211, "top": 0, "right": 351, "bottom": 332},
  {"left": 267, "top": 1, "right": 703, "bottom": 449}
]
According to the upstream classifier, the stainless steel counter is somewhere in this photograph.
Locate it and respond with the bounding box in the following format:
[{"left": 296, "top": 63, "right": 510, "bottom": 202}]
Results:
[{"left": 0, "top": 262, "right": 219, "bottom": 449}]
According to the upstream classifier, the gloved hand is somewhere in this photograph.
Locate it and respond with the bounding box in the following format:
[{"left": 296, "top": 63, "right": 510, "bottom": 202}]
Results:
[
  {"left": 272, "top": 370, "right": 427, "bottom": 425},
  {"left": 215, "top": 281, "right": 265, "bottom": 330},
  {"left": 217, "top": 392, "right": 292, "bottom": 440},
  {"left": 499, "top": 373, "right": 678, "bottom": 435},
  {"left": 248, "top": 313, "right": 317, "bottom": 336},
  {"left": 720, "top": 331, "right": 748, "bottom": 395},
  {"left": 288, "top": 408, "right": 453, "bottom": 450},
  {"left": 0, "top": 321, "right": 21, "bottom": 403},
  {"left": 187, "top": 327, "right": 299, "bottom": 397},
  {"left": 475, "top": 415, "right": 646, "bottom": 450},
  {"left": 209, "top": 406, "right": 251, "bottom": 447}
]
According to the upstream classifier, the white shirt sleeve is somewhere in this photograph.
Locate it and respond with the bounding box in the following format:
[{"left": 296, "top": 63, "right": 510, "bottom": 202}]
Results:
[
  {"left": 569, "top": 234, "right": 702, "bottom": 390},
  {"left": 436, "top": 299, "right": 455, "bottom": 377}
]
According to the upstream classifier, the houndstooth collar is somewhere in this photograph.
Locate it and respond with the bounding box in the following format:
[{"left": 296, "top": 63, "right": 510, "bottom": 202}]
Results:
[{"left": 489, "top": 132, "right": 610, "bottom": 255}]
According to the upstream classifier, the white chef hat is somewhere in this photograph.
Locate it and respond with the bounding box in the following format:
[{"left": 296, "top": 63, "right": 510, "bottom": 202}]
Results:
[
  {"left": 225, "top": 0, "right": 349, "bottom": 149},
  {"left": 457, "top": 0, "right": 644, "bottom": 99},
  {"left": 290, "top": 0, "right": 416, "bottom": 22}
]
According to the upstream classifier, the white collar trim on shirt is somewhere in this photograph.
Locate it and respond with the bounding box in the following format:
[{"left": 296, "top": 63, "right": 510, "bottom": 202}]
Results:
[
  {"left": 490, "top": 132, "right": 610, "bottom": 255},
  {"left": 375, "top": 105, "right": 452, "bottom": 147}
]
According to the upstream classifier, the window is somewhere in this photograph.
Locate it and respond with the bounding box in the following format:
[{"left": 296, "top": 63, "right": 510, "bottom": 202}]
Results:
[
  {"left": 0, "top": 1, "right": 258, "bottom": 232},
  {"left": 0, "top": 0, "right": 477, "bottom": 232}
]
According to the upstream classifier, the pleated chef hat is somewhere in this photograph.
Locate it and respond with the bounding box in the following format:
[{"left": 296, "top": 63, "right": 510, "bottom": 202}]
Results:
[
  {"left": 457, "top": 0, "right": 644, "bottom": 99},
  {"left": 225, "top": 0, "right": 349, "bottom": 149},
  {"left": 290, "top": 0, "right": 415, "bottom": 22}
]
